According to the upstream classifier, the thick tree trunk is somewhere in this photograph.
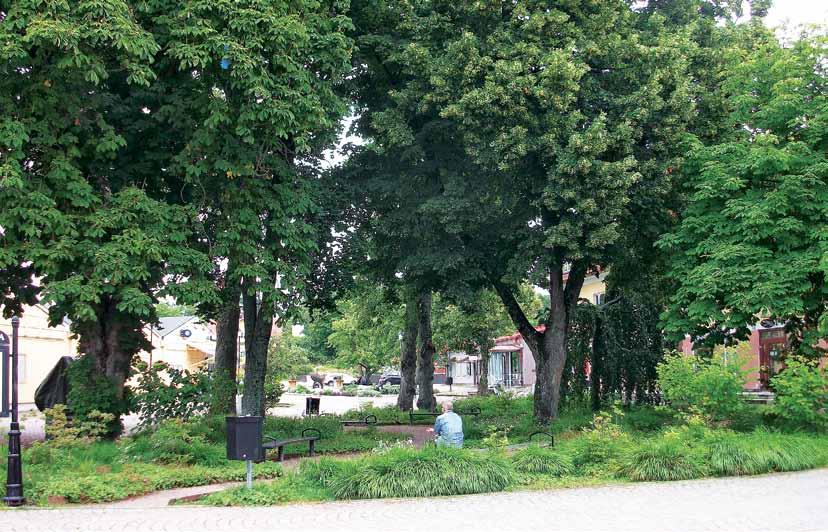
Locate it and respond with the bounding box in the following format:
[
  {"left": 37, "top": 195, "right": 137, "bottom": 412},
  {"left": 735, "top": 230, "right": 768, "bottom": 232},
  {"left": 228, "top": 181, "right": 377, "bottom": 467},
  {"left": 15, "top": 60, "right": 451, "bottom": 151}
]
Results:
[
  {"left": 415, "top": 290, "right": 436, "bottom": 411},
  {"left": 492, "top": 263, "right": 586, "bottom": 423},
  {"left": 241, "top": 287, "right": 274, "bottom": 416},
  {"left": 211, "top": 274, "right": 241, "bottom": 415},
  {"left": 73, "top": 298, "right": 149, "bottom": 433},
  {"left": 397, "top": 293, "right": 418, "bottom": 410}
]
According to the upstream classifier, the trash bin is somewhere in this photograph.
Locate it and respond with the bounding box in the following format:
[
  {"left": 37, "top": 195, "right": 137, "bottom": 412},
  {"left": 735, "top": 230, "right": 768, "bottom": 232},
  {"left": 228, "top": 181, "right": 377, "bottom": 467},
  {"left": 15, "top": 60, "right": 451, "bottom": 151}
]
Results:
[
  {"left": 305, "top": 396, "right": 320, "bottom": 415},
  {"left": 226, "top": 416, "right": 264, "bottom": 462}
]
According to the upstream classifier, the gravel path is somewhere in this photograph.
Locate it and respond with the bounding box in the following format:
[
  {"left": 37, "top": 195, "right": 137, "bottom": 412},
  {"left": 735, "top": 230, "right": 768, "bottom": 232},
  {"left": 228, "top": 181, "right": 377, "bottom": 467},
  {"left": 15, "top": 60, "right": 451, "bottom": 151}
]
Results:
[{"left": 1, "top": 468, "right": 825, "bottom": 532}]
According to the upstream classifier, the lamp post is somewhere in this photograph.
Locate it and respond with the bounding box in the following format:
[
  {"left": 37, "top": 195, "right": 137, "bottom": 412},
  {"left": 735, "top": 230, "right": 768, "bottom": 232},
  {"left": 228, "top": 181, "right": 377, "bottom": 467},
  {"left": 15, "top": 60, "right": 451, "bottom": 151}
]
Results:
[{"left": 4, "top": 316, "right": 24, "bottom": 506}]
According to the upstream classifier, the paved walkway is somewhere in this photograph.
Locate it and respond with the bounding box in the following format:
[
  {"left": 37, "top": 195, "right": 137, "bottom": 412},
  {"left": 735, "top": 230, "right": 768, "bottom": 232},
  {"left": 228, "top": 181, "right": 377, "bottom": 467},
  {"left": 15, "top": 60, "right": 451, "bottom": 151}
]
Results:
[{"left": 1, "top": 469, "right": 825, "bottom": 532}]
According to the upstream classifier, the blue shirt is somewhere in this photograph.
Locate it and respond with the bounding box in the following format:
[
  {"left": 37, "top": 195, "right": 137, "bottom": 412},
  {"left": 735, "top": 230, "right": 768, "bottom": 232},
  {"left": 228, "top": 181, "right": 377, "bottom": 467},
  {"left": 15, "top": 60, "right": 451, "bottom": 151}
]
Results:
[{"left": 434, "top": 411, "right": 464, "bottom": 448}]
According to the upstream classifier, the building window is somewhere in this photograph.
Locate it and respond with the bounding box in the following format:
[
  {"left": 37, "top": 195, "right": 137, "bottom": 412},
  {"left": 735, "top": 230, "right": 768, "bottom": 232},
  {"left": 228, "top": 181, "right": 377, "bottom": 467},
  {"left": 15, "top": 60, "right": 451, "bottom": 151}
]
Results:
[
  {"left": 594, "top": 293, "right": 606, "bottom": 306},
  {"left": 466, "top": 363, "right": 472, "bottom": 376}
]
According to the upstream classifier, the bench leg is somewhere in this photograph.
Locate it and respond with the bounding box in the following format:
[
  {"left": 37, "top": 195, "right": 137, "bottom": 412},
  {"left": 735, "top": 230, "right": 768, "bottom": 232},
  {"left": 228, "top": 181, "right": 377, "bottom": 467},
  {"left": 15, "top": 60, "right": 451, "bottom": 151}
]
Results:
[
  {"left": 309, "top": 439, "right": 316, "bottom": 457},
  {"left": 277, "top": 446, "right": 285, "bottom": 462}
]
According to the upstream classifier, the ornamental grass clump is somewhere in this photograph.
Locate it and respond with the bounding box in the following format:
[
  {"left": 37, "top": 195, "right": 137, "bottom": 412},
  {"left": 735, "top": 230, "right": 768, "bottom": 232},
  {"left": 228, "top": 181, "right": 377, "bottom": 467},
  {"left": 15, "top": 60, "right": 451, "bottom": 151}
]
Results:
[
  {"left": 621, "top": 438, "right": 706, "bottom": 482},
  {"left": 705, "top": 430, "right": 826, "bottom": 477},
  {"left": 328, "top": 447, "right": 515, "bottom": 499},
  {"left": 511, "top": 446, "right": 574, "bottom": 476}
]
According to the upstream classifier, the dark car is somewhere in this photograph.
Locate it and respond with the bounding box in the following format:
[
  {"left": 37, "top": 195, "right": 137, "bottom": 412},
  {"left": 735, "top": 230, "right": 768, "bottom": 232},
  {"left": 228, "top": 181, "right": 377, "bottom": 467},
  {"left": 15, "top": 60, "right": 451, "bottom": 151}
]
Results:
[{"left": 377, "top": 373, "right": 401, "bottom": 388}]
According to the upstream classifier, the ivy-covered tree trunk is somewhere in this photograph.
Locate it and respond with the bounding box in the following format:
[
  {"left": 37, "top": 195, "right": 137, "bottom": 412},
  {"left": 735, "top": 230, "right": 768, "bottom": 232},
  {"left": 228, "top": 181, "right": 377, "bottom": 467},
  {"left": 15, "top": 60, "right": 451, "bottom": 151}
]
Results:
[
  {"left": 69, "top": 299, "right": 149, "bottom": 435},
  {"left": 397, "top": 294, "right": 418, "bottom": 411},
  {"left": 241, "top": 287, "right": 275, "bottom": 416},
  {"left": 211, "top": 273, "right": 241, "bottom": 415},
  {"left": 415, "top": 290, "right": 436, "bottom": 411}
]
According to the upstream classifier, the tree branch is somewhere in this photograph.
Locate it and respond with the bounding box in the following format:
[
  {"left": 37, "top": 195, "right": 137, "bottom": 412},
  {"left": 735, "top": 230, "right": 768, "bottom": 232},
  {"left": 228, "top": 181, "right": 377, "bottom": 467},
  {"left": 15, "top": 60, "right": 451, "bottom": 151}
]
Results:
[{"left": 491, "top": 278, "right": 541, "bottom": 344}]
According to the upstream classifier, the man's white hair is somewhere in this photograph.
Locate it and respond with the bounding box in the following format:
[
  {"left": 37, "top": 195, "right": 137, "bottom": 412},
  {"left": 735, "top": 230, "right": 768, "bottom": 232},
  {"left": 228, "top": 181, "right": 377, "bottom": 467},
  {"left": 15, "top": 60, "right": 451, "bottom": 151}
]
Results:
[{"left": 443, "top": 401, "right": 453, "bottom": 411}]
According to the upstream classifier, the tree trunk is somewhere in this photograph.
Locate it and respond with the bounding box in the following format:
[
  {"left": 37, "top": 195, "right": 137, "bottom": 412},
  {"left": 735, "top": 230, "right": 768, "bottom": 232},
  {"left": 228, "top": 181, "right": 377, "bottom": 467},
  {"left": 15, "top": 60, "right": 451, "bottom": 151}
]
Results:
[
  {"left": 397, "top": 293, "right": 418, "bottom": 411},
  {"left": 590, "top": 312, "right": 603, "bottom": 412},
  {"left": 476, "top": 338, "right": 492, "bottom": 396},
  {"left": 415, "top": 290, "right": 436, "bottom": 411},
  {"left": 211, "top": 274, "right": 241, "bottom": 415},
  {"left": 492, "top": 263, "right": 586, "bottom": 423},
  {"left": 73, "top": 298, "right": 149, "bottom": 433},
  {"left": 241, "top": 287, "right": 274, "bottom": 416}
]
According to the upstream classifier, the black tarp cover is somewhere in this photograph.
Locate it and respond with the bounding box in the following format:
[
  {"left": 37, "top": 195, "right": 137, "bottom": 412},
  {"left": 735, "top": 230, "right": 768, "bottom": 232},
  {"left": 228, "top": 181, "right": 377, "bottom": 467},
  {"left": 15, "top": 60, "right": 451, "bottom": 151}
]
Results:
[{"left": 34, "top": 356, "right": 74, "bottom": 412}]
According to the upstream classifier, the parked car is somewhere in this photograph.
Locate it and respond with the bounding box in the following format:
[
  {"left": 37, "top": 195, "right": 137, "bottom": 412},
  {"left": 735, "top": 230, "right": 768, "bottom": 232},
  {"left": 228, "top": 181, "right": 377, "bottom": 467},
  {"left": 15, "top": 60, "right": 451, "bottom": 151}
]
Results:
[
  {"left": 324, "top": 372, "right": 355, "bottom": 386},
  {"left": 377, "top": 372, "right": 401, "bottom": 388}
]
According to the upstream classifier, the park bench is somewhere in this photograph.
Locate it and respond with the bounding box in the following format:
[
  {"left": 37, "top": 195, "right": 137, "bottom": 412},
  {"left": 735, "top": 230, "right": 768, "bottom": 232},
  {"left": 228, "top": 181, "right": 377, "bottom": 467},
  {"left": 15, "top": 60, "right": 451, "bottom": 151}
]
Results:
[
  {"left": 262, "top": 428, "right": 321, "bottom": 462},
  {"left": 341, "top": 414, "right": 378, "bottom": 427},
  {"left": 408, "top": 406, "right": 481, "bottom": 425}
]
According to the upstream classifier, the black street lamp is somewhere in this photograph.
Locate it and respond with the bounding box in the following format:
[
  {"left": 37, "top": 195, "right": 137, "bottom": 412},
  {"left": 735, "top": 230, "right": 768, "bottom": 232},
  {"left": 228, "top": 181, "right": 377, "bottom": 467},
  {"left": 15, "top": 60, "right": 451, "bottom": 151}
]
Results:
[{"left": 4, "top": 316, "right": 24, "bottom": 506}]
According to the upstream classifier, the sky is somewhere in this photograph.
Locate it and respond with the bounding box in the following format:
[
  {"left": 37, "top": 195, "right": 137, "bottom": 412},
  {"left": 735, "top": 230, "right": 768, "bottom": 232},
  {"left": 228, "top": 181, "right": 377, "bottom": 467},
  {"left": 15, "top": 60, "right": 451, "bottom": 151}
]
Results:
[{"left": 763, "top": 0, "right": 828, "bottom": 29}]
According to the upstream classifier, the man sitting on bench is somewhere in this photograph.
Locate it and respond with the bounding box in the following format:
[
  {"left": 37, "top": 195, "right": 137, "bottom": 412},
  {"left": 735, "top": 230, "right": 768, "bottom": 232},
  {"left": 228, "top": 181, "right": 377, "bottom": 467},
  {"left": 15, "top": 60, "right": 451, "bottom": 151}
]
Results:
[{"left": 429, "top": 401, "right": 464, "bottom": 448}]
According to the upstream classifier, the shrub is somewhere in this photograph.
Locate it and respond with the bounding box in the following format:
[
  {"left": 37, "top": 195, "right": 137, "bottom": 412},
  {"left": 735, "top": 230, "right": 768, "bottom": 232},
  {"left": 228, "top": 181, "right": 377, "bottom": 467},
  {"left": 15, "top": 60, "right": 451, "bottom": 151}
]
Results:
[
  {"left": 131, "top": 360, "right": 211, "bottom": 428},
  {"left": 42, "top": 404, "right": 113, "bottom": 445},
  {"left": 66, "top": 355, "right": 128, "bottom": 436},
  {"left": 122, "top": 419, "right": 225, "bottom": 466},
  {"left": 294, "top": 384, "right": 312, "bottom": 394},
  {"left": 328, "top": 447, "right": 516, "bottom": 499},
  {"left": 264, "top": 379, "right": 285, "bottom": 410},
  {"left": 656, "top": 352, "right": 747, "bottom": 421},
  {"left": 621, "top": 438, "right": 706, "bottom": 481},
  {"left": 771, "top": 357, "right": 828, "bottom": 431},
  {"left": 623, "top": 407, "right": 677, "bottom": 433},
  {"left": 511, "top": 446, "right": 574, "bottom": 476},
  {"left": 380, "top": 384, "right": 400, "bottom": 395},
  {"left": 566, "top": 408, "right": 632, "bottom": 469}
]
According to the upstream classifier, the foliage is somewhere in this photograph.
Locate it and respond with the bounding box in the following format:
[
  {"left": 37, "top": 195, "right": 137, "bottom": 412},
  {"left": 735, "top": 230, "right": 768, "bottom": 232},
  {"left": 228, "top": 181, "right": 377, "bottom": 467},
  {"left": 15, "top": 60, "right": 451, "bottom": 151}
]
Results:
[
  {"left": 263, "top": 380, "right": 285, "bottom": 411},
  {"left": 122, "top": 419, "right": 225, "bottom": 467},
  {"left": 41, "top": 405, "right": 113, "bottom": 447},
  {"left": 29, "top": 460, "right": 282, "bottom": 505},
  {"left": 66, "top": 355, "right": 129, "bottom": 436},
  {"left": 131, "top": 361, "right": 211, "bottom": 428},
  {"left": 657, "top": 352, "right": 747, "bottom": 421},
  {"left": 705, "top": 429, "right": 827, "bottom": 476},
  {"left": 197, "top": 473, "right": 330, "bottom": 506},
  {"left": 659, "top": 31, "right": 828, "bottom": 351},
  {"left": 155, "top": 303, "right": 197, "bottom": 318},
  {"left": 267, "top": 330, "right": 313, "bottom": 380},
  {"left": 511, "top": 446, "right": 574, "bottom": 476},
  {"left": 328, "top": 446, "right": 515, "bottom": 500},
  {"left": 566, "top": 291, "right": 666, "bottom": 408},
  {"left": 565, "top": 408, "right": 632, "bottom": 471},
  {"left": 621, "top": 437, "right": 707, "bottom": 482},
  {"left": 771, "top": 357, "right": 828, "bottom": 431},
  {"left": 327, "top": 283, "right": 404, "bottom": 380}
]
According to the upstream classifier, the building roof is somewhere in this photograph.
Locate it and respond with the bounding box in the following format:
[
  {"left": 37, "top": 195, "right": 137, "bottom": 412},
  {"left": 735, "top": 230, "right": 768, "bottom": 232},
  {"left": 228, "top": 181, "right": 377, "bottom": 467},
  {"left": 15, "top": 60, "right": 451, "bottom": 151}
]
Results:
[{"left": 494, "top": 325, "right": 546, "bottom": 344}]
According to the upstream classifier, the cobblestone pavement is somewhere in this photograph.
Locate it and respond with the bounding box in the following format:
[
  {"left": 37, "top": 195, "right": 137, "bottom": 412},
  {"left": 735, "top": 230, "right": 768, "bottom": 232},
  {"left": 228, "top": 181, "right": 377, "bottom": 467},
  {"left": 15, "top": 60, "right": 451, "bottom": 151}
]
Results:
[{"left": 1, "top": 469, "right": 825, "bottom": 532}]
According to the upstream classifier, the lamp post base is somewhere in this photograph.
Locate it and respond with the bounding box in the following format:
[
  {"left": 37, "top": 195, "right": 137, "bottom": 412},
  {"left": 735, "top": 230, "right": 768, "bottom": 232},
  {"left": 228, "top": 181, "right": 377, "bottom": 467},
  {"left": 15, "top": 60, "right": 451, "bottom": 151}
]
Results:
[{"left": 4, "top": 424, "right": 24, "bottom": 506}]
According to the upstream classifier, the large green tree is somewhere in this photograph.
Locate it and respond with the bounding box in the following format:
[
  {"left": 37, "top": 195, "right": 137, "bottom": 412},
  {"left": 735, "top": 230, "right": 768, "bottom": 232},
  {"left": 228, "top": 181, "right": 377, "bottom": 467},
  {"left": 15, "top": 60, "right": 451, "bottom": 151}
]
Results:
[
  {"left": 659, "top": 29, "right": 828, "bottom": 353},
  {"left": 348, "top": 0, "right": 736, "bottom": 422},
  {"left": 0, "top": 1, "right": 215, "bottom": 417},
  {"left": 135, "top": 0, "right": 353, "bottom": 415}
]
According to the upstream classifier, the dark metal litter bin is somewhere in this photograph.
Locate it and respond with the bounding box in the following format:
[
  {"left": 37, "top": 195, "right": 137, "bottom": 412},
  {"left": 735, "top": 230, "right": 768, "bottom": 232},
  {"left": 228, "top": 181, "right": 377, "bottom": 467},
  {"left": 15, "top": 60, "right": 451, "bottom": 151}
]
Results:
[
  {"left": 305, "top": 396, "right": 320, "bottom": 415},
  {"left": 226, "top": 416, "right": 263, "bottom": 462}
]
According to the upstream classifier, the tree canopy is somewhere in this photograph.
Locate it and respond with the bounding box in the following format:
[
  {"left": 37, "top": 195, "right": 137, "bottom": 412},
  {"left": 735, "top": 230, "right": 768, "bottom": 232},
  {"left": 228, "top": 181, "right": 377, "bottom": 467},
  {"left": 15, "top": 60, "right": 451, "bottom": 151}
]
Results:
[{"left": 659, "top": 29, "right": 828, "bottom": 354}]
